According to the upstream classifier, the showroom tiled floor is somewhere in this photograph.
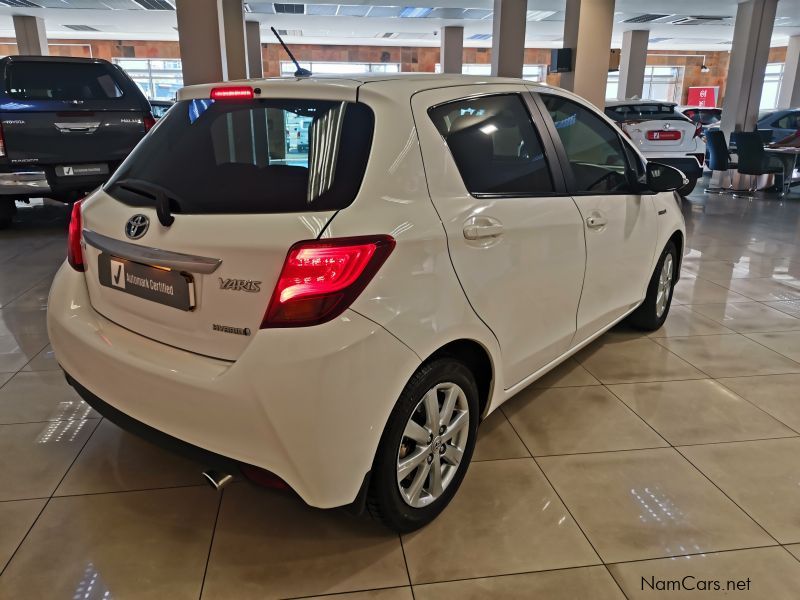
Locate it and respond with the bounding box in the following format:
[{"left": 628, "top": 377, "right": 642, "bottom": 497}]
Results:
[{"left": 2, "top": 186, "right": 800, "bottom": 599}]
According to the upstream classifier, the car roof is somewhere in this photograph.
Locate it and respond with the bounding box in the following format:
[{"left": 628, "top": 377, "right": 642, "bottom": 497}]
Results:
[
  {"left": 605, "top": 99, "right": 678, "bottom": 107},
  {"left": 179, "top": 73, "right": 556, "bottom": 101}
]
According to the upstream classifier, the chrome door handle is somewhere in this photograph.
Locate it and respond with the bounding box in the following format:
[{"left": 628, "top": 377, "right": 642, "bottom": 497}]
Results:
[
  {"left": 585, "top": 213, "right": 608, "bottom": 229},
  {"left": 463, "top": 217, "right": 504, "bottom": 240}
]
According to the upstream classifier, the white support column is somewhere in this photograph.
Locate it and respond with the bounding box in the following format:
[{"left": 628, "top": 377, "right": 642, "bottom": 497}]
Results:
[
  {"left": 246, "top": 20, "right": 263, "bottom": 78},
  {"left": 721, "top": 0, "right": 778, "bottom": 140},
  {"left": 221, "top": 0, "right": 248, "bottom": 80},
  {"left": 440, "top": 26, "right": 464, "bottom": 74},
  {"left": 561, "top": 0, "right": 615, "bottom": 108},
  {"left": 490, "top": 0, "right": 527, "bottom": 78},
  {"left": 778, "top": 35, "right": 800, "bottom": 108},
  {"left": 13, "top": 15, "right": 48, "bottom": 56},
  {"left": 618, "top": 29, "right": 648, "bottom": 100},
  {"left": 175, "top": 0, "right": 227, "bottom": 85}
]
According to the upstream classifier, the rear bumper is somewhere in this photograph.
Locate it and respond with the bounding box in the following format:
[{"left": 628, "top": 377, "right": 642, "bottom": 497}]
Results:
[
  {"left": 48, "top": 264, "right": 421, "bottom": 508},
  {"left": 0, "top": 171, "right": 50, "bottom": 195}
]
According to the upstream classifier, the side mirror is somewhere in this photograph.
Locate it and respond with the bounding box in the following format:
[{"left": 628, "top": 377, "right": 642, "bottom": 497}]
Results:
[{"left": 646, "top": 162, "right": 688, "bottom": 192}]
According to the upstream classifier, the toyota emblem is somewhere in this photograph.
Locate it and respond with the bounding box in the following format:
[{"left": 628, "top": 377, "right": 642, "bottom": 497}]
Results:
[{"left": 125, "top": 214, "right": 149, "bottom": 240}]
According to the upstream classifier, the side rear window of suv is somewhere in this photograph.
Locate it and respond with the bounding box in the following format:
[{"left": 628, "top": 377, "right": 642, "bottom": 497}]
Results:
[
  {"left": 106, "top": 98, "right": 375, "bottom": 214},
  {"left": 6, "top": 61, "right": 124, "bottom": 100},
  {"left": 428, "top": 94, "right": 554, "bottom": 196}
]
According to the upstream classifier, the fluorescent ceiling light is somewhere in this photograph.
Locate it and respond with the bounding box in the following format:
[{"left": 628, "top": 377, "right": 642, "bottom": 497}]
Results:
[
  {"left": 526, "top": 10, "right": 557, "bottom": 21},
  {"left": 400, "top": 7, "right": 433, "bottom": 18}
]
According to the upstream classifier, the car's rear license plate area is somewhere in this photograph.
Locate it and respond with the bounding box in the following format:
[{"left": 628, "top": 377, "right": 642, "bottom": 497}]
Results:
[
  {"left": 56, "top": 163, "right": 109, "bottom": 177},
  {"left": 97, "top": 253, "right": 196, "bottom": 311},
  {"left": 646, "top": 130, "right": 682, "bottom": 141}
]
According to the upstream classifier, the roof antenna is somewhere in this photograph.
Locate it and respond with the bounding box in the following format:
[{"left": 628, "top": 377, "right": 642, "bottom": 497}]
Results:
[{"left": 270, "top": 27, "right": 312, "bottom": 77}]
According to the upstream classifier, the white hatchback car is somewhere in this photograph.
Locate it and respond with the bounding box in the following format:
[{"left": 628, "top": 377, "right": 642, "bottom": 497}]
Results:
[
  {"left": 48, "top": 75, "right": 686, "bottom": 532},
  {"left": 605, "top": 100, "right": 706, "bottom": 196}
]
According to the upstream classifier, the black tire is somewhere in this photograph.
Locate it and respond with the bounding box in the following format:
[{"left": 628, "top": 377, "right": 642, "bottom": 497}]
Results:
[
  {"left": 627, "top": 240, "right": 678, "bottom": 331},
  {"left": 367, "top": 357, "right": 479, "bottom": 533},
  {"left": 678, "top": 177, "right": 697, "bottom": 197},
  {"left": 0, "top": 201, "right": 16, "bottom": 229}
]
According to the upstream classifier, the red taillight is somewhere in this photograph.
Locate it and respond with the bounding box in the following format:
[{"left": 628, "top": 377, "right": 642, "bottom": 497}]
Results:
[
  {"left": 262, "top": 235, "right": 396, "bottom": 328},
  {"left": 210, "top": 86, "right": 254, "bottom": 100},
  {"left": 143, "top": 112, "right": 156, "bottom": 132},
  {"left": 0, "top": 120, "right": 5, "bottom": 157},
  {"left": 693, "top": 122, "right": 703, "bottom": 139},
  {"left": 67, "top": 200, "right": 84, "bottom": 272}
]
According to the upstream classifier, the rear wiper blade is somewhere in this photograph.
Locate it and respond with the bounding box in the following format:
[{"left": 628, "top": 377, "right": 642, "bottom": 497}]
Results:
[{"left": 114, "top": 178, "right": 181, "bottom": 227}]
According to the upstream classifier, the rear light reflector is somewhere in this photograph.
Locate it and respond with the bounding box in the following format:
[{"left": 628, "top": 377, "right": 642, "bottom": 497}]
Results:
[
  {"left": 210, "top": 86, "right": 254, "bottom": 100},
  {"left": 262, "top": 235, "right": 396, "bottom": 328},
  {"left": 67, "top": 200, "right": 84, "bottom": 272},
  {"left": 143, "top": 112, "right": 156, "bottom": 132},
  {"left": 647, "top": 130, "right": 682, "bottom": 141}
]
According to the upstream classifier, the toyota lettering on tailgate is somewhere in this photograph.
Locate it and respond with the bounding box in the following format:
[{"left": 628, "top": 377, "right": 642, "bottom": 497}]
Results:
[{"left": 647, "top": 130, "right": 682, "bottom": 141}]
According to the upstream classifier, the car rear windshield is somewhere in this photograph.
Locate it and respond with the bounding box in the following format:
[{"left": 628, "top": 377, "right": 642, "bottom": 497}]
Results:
[
  {"left": 605, "top": 104, "right": 686, "bottom": 122},
  {"left": 106, "top": 98, "right": 375, "bottom": 214},
  {"left": 5, "top": 61, "right": 124, "bottom": 101},
  {"left": 684, "top": 109, "right": 721, "bottom": 125}
]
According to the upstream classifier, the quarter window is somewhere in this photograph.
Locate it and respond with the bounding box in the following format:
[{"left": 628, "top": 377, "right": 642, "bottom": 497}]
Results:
[
  {"left": 541, "top": 94, "right": 635, "bottom": 194},
  {"left": 428, "top": 94, "right": 554, "bottom": 196}
]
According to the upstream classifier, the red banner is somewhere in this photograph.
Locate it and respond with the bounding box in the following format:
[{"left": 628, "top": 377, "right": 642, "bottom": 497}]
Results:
[{"left": 687, "top": 86, "right": 719, "bottom": 107}]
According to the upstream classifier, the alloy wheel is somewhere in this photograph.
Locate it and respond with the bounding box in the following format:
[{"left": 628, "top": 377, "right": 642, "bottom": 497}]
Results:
[
  {"left": 396, "top": 382, "right": 470, "bottom": 508},
  {"left": 656, "top": 254, "right": 674, "bottom": 319}
]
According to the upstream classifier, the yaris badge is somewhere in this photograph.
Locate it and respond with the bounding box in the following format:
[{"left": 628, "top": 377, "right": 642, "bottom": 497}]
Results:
[{"left": 125, "top": 215, "right": 149, "bottom": 240}]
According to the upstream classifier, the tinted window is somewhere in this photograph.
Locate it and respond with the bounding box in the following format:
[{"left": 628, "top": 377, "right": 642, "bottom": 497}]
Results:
[
  {"left": 605, "top": 104, "right": 687, "bottom": 122},
  {"left": 428, "top": 94, "right": 554, "bottom": 196},
  {"left": 775, "top": 112, "right": 800, "bottom": 130},
  {"left": 106, "top": 98, "right": 374, "bottom": 214},
  {"left": 684, "top": 109, "right": 721, "bottom": 125},
  {"left": 6, "top": 61, "right": 124, "bottom": 100},
  {"left": 543, "top": 94, "right": 634, "bottom": 194}
]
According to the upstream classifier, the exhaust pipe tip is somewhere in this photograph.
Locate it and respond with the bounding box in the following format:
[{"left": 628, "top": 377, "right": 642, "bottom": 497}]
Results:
[{"left": 203, "top": 470, "right": 234, "bottom": 490}]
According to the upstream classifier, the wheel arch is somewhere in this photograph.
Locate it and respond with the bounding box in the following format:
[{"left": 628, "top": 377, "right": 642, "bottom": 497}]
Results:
[
  {"left": 422, "top": 338, "right": 495, "bottom": 418},
  {"left": 668, "top": 228, "right": 684, "bottom": 279}
]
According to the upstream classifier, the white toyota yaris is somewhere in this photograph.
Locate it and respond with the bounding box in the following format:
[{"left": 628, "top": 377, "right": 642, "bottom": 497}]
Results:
[{"left": 48, "top": 74, "right": 686, "bottom": 532}]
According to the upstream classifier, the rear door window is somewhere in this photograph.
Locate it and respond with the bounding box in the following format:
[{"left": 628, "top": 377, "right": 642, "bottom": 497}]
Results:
[
  {"left": 106, "top": 98, "right": 374, "bottom": 214},
  {"left": 6, "top": 61, "right": 124, "bottom": 100},
  {"left": 428, "top": 94, "right": 554, "bottom": 196}
]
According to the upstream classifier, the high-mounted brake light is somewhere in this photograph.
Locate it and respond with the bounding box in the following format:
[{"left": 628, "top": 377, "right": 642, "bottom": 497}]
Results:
[
  {"left": 262, "top": 235, "right": 395, "bottom": 328},
  {"left": 143, "top": 112, "right": 156, "bottom": 132},
  {"left": 67, "top": 200, "right": 84, "bottom": 272},
  {"left": 210, "top": 86, "right": 254, "bottom": 100}
]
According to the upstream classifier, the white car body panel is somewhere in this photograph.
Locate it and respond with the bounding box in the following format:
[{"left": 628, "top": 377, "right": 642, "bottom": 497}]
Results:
[{"left": 48, "top": 75, "right": 686, "bottom": 509}]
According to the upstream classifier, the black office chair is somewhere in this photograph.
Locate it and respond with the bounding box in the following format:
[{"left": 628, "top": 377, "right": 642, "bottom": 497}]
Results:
[
  {"left": 705, "top": 130, "right": 737, "bottom": 194},
  {"left": 734, "top": 131, "right": 785, "bottom": 196}
]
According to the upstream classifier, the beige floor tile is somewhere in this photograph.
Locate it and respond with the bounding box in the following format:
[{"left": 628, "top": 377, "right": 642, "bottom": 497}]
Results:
[
  {"left": 787, "top": 545, "right": 800, "bottom": 561},
  {"left": 718, "top": 374, "right": 800, "bottom": 432},
  {"left": 722, "top": 278, "right": 800, "bottom": 302},
  {"left": 684, "top": 244, "right": 752, "bottom": 262},
  {"left": 671, "top": 277, "right": 751, "bottom": 306},
  {"left": 3, "top": 279, "right": 52, "bottom": 310},
  {"left": 530, "top": 357, "right": 601, "bottom": 388},
  {"left": 655, "top": 334, "right": 800, "bottom": 378},
  {"left": 0, "top": 373, "right": 11, "bottom": 388},
  {"left": 765, "top": 300, "right": 800, "bottom": 318},
  {"left": 473, "top": 409, "right": 529, "bottom": 461},
  {"left": 21, "top": 344, "right": 59, "bottom": 372},
  {"left": 647, "top": 305, "right": 734, "bottom": 337},
  {"left": 683, "top": 258, "right": 794, "bottom": 282},
  {"left": 303, "top": 589, "right": 414, "bottom": 600},
  {"left": 575, "top": 337, "right": 706, "bottom": 384},
  {"left": 401, "top": 459, "right": 598, "bottom": 584},
  {"left": 0, "top": 333, "right": 49, "bottom": 373},
  {"left": 0, "top": 498, "right": 46, "bottom": 570},
  {"left": 608, "top": 379, "right": 795, "bottom": 445},
  {"left": 609, "top": 547, "right": 800, "bottom": 599},
  {"left": 503, "top": 386, "right": 666, "bottom": 456},
  {"left": 689, "top": 302, "right": 800, "bottom": 333},
  {"left": 413, "top": 566, "right": 625, "bottom": 600},
  {"left": 203, "top": 483, "right": 408, "bottom": 600},
  {"left": 0, "top": 308, "right": 47, "bottom": 338},
  {"left": 680, "top": 438, "right": 800, "bottom": 544},
  {"left": 538, "top": 448, "right": 774, "bottom": 563},
  {"left": 55, "top": 419, "right": 205, "bottom": 496},
  {"left": 0, "top": 371, "right": 99, "bottom": 424},
  {"left": 746, "top": 330, "right": 800, "bottom": 363},
  {"left": 0, "top": 487, "right": 218, "bottom": 600},
  {"left": 0, "top": 420, "right": 98, "bottom": 501}
]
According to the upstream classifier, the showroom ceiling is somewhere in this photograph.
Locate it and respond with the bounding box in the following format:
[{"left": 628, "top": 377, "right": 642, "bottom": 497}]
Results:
[{"left": 0, "top": 0, "right": 798, "bottom": 49}]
